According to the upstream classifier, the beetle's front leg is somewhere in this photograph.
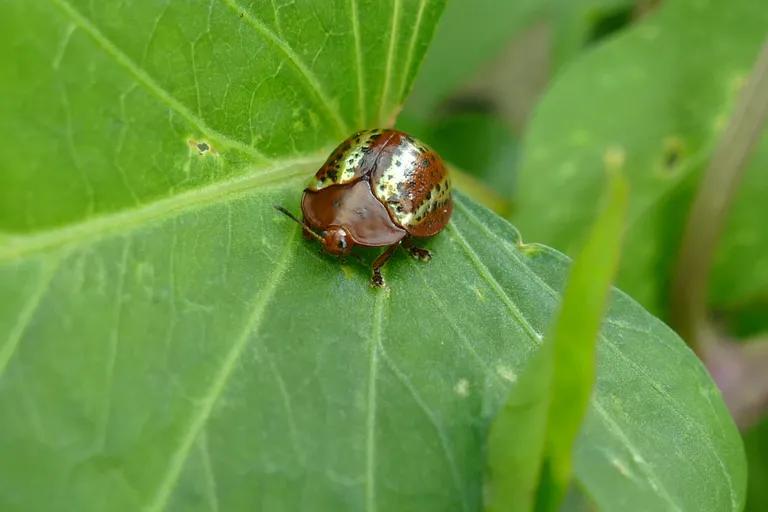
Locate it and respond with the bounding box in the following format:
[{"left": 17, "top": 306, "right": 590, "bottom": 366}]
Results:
[
  {"left": 371, "top": 243, "right": 400, "bottom": 287},
  {"left": 402, "top": 237, "right": 431, "bottom": 262}
]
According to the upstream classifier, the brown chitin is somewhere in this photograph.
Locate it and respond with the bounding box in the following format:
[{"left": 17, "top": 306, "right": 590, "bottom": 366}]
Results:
[
  {"left": 289, "top": 129, "right": 452, "bottom": 287},
  {"left": 301, "top": 180, "right": 406, "bottom": 247}
]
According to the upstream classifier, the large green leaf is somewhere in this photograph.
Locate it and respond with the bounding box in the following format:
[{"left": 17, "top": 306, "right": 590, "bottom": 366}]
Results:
[
  {"left": 513, "top": 0, "right": 768, "bottom": 319},
  {"left": 0, "top": 1, "right": 745, "bottom": 511}
]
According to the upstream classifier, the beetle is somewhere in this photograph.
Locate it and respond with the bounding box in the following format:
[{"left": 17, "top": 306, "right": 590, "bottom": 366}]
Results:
[{"left": 275, "top": 128, "right": 452, "bottom": 287}]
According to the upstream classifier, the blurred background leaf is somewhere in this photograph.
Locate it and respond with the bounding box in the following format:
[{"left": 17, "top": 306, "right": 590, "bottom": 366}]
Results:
[{"left": 513, "top": 0, "right": 768, "bottom": 324}]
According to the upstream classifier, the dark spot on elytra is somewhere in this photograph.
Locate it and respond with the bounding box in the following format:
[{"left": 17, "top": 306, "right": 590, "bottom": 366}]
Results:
[{"left": 395, "top": 160, "right": 401, "bottom": 166}]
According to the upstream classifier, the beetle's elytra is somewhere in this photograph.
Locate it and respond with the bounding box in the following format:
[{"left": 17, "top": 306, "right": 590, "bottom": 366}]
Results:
[{"left": 276, "top": 128, "right": 452, "bottom": 287}]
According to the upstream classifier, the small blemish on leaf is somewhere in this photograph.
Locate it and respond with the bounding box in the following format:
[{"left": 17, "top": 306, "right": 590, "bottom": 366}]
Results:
[
  {"left": 340, "top": 265, "right": 356, "bottom": 280},
  {"left": 187, "top": 138, "right": 217, "bottom": 156},
  {"left": 603, "top": 146, "right": 626, "bottom": 171},
  {"left": 611, "top": 458, "right": 632, "bottom": 478},
  {"left": 454, "top": 378, "right": 470, "bottom": 397},
  {"left": 496, "top": 365, "right": 517, "bottom": 383},
  {"left": 661, "top": 136, "right": 686, "bottom": 173}
]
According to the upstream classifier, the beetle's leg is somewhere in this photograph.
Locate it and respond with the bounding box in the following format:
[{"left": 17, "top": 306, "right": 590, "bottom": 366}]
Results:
[
  {"left": 402, "top": 237, "right": 431, "bottom": 262},
  {"left": 371, "top": 243, "right": 400, "bottom": 288}
]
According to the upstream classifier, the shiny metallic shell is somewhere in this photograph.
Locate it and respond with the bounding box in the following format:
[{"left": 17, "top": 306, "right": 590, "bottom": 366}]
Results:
[
  {"left": 308, "top": 129, "right": 385, "bottom": 191},
  {"left": 307, "top": 129, "right": 452, "bottom": 238}
]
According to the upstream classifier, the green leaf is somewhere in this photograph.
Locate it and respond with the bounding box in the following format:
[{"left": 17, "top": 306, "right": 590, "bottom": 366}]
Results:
[
  {"left": 485, "top": 170, "right": 628, "bottom": 512},
  {"left": 0, "top": 1, "right": 745, "bottom": 511},
  {"left": 403, "top": 0, "right": 544, "bottom": 120},
  {"left": 404, "top": 0, "right": 637, "bottom": 124},
  {"left": 550, "top": 0, "right": 637, "bottom": 69},
  {"left": 513, "top": 0, "right": 768, "bottom": 319},
  {"left": 539, "top": 169, "right": 628, "bottom": 509}
]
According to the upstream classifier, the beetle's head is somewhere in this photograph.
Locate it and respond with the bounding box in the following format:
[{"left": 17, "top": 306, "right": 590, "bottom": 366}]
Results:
[
  {"left": 321, "top": 227, "right": 353, "bottom": 256},
  {"left": 273, "top": 207, "right": 355, "bottom": 257}
]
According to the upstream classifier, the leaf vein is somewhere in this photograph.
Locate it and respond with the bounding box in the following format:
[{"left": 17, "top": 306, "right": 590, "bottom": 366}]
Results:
[
  {"left": 592, "top": 401, "right": 682, "bottom": 511},
  {"left": 144, "top": 228, "right": 298, "bottom": 512},
  {"left": 377, "top": 0, "right": 401, "bottom": 124},
  {"left": 378, "top": 344, "right": 468, "bottom": 511},
  {"left": 198, "top": 429, "right": 220, "bottom": 512},
  {"left": 365, "top": 291, "right": 385, "bottom": 512},
  {"left": 223, "top": 0, "right": 350, "bottom": 136},
  {"left": 349, "top": 0, "right": 366, "bottom": 126},
  {"left": 264, "top": 352, "right": 306, "bottom": 465},
  {"left": 0, "top": 155, "right": 322, "bottom": 262},
  {"left": 98, "top": 237, "right": 132, "bottom": 448},
  {"left": 398, "top": 0, "right": 428, "bottom": 100},
  {"left": 447, "top": 221, "right": 542, "bottom": 343},
  {"left": 49, "top": 0, "right": 267, "bottom": 160},
  {"left": 410, "top": 259, "right": 500, "bottom": 383},
  {"left": 0, "top": 259, "right": 61, "bottom": 377}
]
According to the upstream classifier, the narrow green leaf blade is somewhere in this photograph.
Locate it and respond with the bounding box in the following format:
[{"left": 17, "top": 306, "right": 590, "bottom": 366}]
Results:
[
  {"left": 484, "top": 330, "right": 552, "bottom": 512},
  {"left": 540, "top": 169, "right": 629, "bottom": 509},
  {"left": 484, "top": 170, "right": 628, "bottom": 512}
]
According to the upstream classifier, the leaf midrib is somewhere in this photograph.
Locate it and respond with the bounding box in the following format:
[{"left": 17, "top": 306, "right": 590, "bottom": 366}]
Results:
[{"left": 0, "top": 155, "right": 323, "bottom": 261}]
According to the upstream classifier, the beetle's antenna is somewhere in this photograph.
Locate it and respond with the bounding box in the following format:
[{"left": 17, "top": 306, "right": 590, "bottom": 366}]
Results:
[{"left": 273, "top": 205, "right": 324, "bottom": 242}]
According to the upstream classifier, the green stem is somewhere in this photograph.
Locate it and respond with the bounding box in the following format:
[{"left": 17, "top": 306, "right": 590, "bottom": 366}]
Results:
[{"left": 670, "top": 39, "right": 768, "bottom": 349}]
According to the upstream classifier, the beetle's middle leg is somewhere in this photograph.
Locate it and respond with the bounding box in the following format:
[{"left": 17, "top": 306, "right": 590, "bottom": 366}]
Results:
[{"left": 402, "top": 236, "right": 431, "bottom": 262}]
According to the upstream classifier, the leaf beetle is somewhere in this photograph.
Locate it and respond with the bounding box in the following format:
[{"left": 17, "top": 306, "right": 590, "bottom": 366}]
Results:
[{"left": 276, "top": 129, "right": 452, "bottom": 287}]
